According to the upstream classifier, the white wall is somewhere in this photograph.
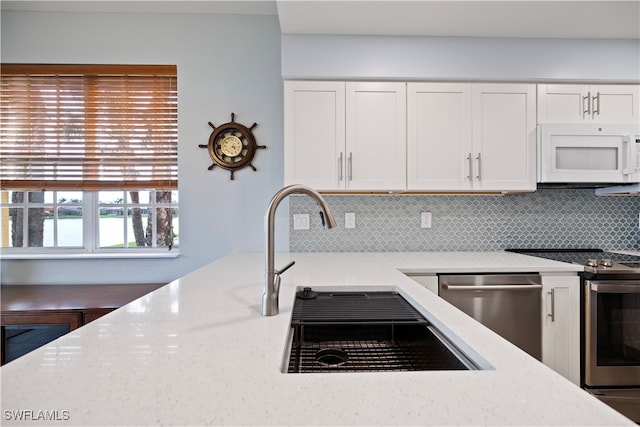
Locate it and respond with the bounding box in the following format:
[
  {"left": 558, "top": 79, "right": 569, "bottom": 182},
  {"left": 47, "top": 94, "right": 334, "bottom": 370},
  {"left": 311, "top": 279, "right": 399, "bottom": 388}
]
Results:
[
  {"left": 282, "top": 34, "right": 640, "bottom": 82},
  {"left": 1, "top": 10, "right": 285, "bottom": 284}
]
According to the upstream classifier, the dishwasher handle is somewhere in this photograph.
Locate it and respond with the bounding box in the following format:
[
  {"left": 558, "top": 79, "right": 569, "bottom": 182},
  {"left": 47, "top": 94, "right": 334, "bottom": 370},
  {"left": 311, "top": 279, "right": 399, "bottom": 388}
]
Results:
[{"left": 441, "top": 284, "right": 542, "bottom": 291}]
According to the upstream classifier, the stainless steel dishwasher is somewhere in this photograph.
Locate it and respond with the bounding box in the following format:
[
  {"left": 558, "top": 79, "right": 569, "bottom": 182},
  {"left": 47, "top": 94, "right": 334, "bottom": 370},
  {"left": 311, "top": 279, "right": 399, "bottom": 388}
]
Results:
[{"left": 438, "top": 274, "right": 542, "bottom": 360}]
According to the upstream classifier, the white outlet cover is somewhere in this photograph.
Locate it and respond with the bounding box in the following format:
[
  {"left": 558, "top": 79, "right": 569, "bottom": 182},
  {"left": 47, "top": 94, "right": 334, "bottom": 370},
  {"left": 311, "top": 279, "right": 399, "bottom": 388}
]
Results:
[{"left": 345, "top": 212, "right": 356, "bottom": 229}]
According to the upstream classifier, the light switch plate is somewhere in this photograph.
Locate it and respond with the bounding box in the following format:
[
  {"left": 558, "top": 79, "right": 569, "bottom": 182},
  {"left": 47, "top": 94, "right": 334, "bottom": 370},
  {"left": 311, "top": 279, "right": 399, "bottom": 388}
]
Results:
[
  {"left": 293, "top": 214, "right": 310, "bottom": 230},
  {"left": 421, "top": 212, "right": 432, "bottom": 229}
]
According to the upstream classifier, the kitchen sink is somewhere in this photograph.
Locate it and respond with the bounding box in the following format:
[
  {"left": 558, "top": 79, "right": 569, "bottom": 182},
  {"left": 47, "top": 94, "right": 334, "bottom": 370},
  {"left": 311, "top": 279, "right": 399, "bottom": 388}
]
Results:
[{"left": 284, "top": 289, "right": 485, "bottom": 373}]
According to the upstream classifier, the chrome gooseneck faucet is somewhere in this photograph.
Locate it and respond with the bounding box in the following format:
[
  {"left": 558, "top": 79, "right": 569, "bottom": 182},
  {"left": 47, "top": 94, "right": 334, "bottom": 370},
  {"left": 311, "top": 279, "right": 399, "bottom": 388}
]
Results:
[{"left": 262, "top": 185, "right": 336, "bottom": 316}]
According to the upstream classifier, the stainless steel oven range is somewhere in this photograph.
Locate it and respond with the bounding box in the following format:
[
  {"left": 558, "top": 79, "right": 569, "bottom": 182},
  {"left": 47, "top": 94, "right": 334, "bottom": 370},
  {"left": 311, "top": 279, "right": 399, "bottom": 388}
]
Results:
[{"left": 508, "top": 249, "right": 640, "bottom": 423}]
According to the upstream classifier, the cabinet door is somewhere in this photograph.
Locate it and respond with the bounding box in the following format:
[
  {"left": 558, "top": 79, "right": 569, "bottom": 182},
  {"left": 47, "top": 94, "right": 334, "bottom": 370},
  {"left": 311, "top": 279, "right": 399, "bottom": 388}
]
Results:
[
  {"left": 538, "top": 84, "right": 640, "bottom": 124},
  {"left": 407, "top": 83, "right": 473, "bottom": 191},
  {"left": 284, "top": 81, "right": 346, "bottom": 190},
  {"left": 542, "top": 276, "right": 580, "bottom": 385},
  {"left": 346, "top": 82, "right": 406, "bottom": 191},
  {"left": 472, "top": 84, "right": 537, "bottom": 191},
  {"left": 591, "top": 85, "right": 640, "bottom": 124},
  {"left": 537, "top": 84, "right": 590, "bottom": 123}
]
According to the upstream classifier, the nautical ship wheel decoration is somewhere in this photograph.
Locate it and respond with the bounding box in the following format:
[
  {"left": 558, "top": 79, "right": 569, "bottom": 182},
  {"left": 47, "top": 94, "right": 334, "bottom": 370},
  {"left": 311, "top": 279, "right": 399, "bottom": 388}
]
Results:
[{"left": 198, "top": 112, "right": 266, "bottom": 180}]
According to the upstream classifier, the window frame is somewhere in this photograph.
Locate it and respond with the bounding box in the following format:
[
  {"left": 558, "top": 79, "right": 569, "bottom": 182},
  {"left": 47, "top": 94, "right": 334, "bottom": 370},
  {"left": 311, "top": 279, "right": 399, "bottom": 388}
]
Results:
[{"left": 1, "top": 190, "right": 179, "bottom": 259}]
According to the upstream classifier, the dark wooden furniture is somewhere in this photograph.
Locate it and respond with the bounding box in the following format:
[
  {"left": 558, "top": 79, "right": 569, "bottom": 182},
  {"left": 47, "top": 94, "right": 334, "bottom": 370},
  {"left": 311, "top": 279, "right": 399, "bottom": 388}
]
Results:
[{"left": 1, "top": 283, "right": 165, "bottom": 365}]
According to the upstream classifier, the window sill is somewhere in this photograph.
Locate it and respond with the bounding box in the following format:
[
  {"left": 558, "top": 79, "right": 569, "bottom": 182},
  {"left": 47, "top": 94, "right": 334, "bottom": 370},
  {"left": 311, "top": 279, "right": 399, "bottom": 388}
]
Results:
[{"left": 0, "top": 251, "right": 180, "bottom": 260}]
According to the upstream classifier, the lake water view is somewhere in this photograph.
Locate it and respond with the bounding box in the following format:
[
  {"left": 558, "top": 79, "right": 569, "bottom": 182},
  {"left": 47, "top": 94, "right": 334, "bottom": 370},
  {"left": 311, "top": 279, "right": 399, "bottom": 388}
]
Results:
[{"left": 37, "top": 217, "right": 180, "bottom": 248}]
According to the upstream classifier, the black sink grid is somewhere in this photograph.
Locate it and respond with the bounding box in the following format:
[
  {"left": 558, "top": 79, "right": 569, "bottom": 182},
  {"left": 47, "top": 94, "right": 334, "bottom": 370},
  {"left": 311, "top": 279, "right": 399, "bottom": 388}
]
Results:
[{"left": 287, "top": 291, "right": 472, "bottom": 373}]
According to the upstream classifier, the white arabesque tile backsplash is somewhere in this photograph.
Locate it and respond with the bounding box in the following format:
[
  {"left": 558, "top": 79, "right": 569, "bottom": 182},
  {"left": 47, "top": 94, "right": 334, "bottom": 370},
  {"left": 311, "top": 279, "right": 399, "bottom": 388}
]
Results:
[{"left": 289, "top": 189, "right": 640, "bottom": 252}]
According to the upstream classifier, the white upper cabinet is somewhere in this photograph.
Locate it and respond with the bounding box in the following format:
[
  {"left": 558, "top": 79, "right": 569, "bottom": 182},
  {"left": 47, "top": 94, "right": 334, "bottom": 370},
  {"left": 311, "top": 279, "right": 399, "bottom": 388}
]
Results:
[
  {"left": 538, "top": 84, "right": 640, "bottom": 124},
  {"left": 407, "top": 83, "right": 473, "bottom": 190},
  {"left": 284, "top": 81, "right": 345, "bottom": 190},
  {"left": 472, "top": 84, "right": 537, "bottom": 191},
  {"left": 284, "top": 81, "right": 406, "bottom": 191},
  {"left": 345, "top": 82, "right": 406, "bottom": 191},
  {"left": 408, "top": 83, "right": 536, "bottom": 192}
]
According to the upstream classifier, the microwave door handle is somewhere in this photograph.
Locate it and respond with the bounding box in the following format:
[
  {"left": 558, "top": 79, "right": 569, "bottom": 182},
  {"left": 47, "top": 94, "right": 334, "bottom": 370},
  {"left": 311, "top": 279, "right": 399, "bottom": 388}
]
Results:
[
  {"left": 621, "top": 135, "right": 637, "bottom": 175},
  {"left": 636, "top": 136, "right": 640, "bottom": 173}
]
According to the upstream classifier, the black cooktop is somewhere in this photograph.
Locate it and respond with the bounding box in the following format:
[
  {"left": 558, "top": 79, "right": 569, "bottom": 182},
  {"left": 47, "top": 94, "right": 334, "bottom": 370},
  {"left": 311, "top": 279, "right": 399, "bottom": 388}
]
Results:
[
  {"left": 508, "top": 248, "right": 639, "bottom": 263},
  {"left": 506, "top": 248, "right": 640, "bottom": 275}
]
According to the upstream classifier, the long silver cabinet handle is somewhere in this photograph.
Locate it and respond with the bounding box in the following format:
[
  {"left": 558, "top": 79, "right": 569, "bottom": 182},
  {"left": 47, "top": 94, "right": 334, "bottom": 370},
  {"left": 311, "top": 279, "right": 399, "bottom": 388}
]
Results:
[
  {"left": 466, "top": 153, "right": 473, "bottom": 181},
  {"left": 592, "top": 92, "right": 600, "bottom": 117},
  {"left": 348, "top": 152, "right": 353, "bottom": 181},
  {"left": 548, "top": 288, "right": 555, "bottom": 322},
  {"left": 475, "top": 153, "right": 482, "bottom": 181},
  {"left": 583, "top": 92, "right": 591, "bottom": 118},
  {"left": 338, "top": 152, "right": 343, "bottom": 181},
  {"left": 441, "top": 284, "right": 542, "bottom": 291}
]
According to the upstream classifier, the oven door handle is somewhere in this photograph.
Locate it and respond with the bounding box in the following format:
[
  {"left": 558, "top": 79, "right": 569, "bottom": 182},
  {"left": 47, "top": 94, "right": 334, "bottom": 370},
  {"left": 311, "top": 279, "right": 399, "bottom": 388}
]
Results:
[{"left": 589, "top": 282, "right": 640, "bottom": 293}]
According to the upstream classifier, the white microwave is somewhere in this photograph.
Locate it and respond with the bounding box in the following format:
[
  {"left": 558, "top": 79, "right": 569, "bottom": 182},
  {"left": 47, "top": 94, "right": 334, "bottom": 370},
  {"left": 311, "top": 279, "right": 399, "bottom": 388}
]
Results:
[{"left": 538, "top": 124, "right": 640, "bottom": 184}]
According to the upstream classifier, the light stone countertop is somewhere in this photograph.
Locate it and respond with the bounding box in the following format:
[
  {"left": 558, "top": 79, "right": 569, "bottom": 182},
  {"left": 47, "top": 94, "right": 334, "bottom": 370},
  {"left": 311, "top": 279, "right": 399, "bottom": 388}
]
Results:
[
  {"left": 613, "top": 250, "right": 640, "bottom": 256},
  {"left": 1, "top": 251, "right": 635, "bottom": 426}
]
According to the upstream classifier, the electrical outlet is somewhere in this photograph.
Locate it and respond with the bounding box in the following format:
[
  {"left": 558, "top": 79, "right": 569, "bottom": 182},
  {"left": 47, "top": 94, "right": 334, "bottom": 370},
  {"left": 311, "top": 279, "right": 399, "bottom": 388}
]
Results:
[
  {"left": 421, "top": 212, "right": 432, "bottom": 229},
  {"left": 293, "top": 214, "right": 310, "bottom": 230},
  {"left": 345, "top": 212, "right": 356, "bottom": 229}
]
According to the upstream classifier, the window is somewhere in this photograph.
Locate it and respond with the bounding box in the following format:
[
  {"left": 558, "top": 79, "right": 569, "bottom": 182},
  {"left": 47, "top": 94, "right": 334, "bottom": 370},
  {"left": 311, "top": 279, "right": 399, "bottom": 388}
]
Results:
[
  {"left": 1, "top": 190, "right": 179, "bottom": 251},
  {"left": 0, "top": 65, "right": 178, "bottom": 256}
]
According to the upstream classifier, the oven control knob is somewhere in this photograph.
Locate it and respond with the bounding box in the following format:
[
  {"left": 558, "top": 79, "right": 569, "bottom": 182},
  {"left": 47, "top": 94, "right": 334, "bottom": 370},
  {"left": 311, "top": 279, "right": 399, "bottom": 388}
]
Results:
[
  {"left": 586, "top": 258, "right": 599, "bottom": 267},
  {"left": 600, "top": 258, "right": 613, "bottom": 268}
]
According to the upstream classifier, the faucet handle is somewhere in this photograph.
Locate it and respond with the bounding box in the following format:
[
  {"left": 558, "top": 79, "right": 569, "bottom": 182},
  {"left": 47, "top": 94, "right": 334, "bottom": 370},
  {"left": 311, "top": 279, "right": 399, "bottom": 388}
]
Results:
[
  {"left": 275, "top": 260, "right": 295, "bottom": 275},
  {"left": 273, "top": 260, "right": 295, "bottom": 295}
]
